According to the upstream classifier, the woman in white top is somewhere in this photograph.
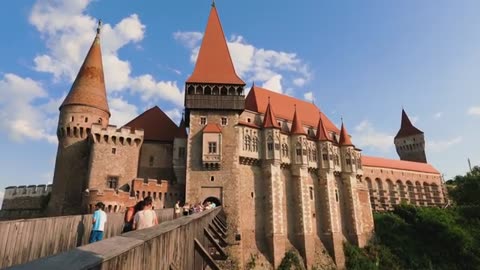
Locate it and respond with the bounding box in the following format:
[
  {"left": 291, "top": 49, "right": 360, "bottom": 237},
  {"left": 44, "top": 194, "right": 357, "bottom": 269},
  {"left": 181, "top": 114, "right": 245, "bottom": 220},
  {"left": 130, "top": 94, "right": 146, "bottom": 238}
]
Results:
[{"left": 133, "top": 197, "right": 158, "bottom": 230}]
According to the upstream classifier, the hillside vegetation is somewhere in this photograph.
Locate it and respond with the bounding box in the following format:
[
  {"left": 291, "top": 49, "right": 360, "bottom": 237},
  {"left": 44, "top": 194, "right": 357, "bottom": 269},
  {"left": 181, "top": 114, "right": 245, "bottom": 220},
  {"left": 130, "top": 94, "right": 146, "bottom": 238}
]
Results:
[{"left": 346, "top": 167, "right": 480, "bottom": 270}]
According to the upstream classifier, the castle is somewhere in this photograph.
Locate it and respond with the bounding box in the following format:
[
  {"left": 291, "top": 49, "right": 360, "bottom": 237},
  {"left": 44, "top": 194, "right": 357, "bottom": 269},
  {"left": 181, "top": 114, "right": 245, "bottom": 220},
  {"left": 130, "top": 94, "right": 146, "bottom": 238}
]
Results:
[{"left": 1, "top": 3, "right": 446, "bottom": 269}]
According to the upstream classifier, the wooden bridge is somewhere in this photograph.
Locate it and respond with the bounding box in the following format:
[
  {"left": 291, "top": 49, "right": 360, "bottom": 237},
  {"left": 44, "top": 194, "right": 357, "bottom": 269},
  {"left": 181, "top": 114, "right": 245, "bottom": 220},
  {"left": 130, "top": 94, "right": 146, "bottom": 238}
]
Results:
[{"left": 4, "top": 208, "right": 229, "bottom": 270}]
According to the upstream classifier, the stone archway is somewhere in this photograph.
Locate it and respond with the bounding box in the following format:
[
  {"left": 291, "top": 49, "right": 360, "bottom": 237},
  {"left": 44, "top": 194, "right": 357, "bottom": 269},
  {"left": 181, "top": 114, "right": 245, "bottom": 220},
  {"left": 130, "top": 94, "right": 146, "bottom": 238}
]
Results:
[{"left": 203, "top": 196, "right": 222, "bottom": 206}]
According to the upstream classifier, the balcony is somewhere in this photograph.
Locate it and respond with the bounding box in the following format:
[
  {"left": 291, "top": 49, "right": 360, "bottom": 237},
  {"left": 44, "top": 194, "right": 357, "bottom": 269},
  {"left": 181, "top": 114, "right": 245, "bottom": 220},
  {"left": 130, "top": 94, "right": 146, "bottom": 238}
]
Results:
[{"left": 185, "top": 95, "right": 245, "bottom": 111}]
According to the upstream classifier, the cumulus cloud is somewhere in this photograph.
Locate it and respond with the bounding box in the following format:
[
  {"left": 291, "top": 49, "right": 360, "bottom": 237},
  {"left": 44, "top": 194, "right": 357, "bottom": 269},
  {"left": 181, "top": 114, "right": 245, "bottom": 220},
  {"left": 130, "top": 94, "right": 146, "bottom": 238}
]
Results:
[
  {"left": 351, "top": 120, "right": 394, "bottom": 152},
  {"left": 427, "top": 136, "right": 463, "bottom": 152},
  {"left": 467, "top": 106, "right": 480, "bottom": 116},
  {"left": 165, "top": 108, "right": 183, "bottom": 125},
  {"left": 0, "top": 73, "right": 57, "bottom": 143},
  {"left": 109, "top": 97, "right": 139, "bottom": 126},
  {"left": 174, "top": 32, "right": 312, "bottom": 94}
]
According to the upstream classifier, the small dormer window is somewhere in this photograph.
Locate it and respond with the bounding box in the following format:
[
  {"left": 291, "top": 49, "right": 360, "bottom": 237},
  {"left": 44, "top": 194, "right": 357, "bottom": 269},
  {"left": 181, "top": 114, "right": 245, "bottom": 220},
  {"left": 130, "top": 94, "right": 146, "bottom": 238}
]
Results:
[{"left": 200, "top": 117, "right": 207, "bottom": 125}]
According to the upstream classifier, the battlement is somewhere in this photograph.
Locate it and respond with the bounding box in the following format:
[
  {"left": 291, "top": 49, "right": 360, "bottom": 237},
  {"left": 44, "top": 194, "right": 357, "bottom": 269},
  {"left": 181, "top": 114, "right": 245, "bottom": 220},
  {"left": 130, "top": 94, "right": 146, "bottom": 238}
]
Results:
[
  {"left": 4, "top": 184, "right": 52, "bottom": 199},
  {"left": 84, "top": 188, "right": 135, "bottom": 213},
  {"left": 90, "top": 123, "right": 144, "bottom": 146}
]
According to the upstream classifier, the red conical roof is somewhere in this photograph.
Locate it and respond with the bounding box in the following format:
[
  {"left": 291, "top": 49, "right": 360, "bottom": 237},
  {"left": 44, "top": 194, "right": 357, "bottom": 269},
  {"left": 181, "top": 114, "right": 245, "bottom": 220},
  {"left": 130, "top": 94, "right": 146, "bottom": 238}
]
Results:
[
  {"left": 263, "top": 99, "right": 281, "bottom": 129},
  {"left": 339, "top": 122, "right": 354, "bottom": 146},
  {"left": 291, "top": 107, "right": 306, "bottom": 135},
  {"left": 60, "top": 28, "right": 109, "bottom": 115},
  {"left": 186, "top": 4, "right": 244, "bottom": 85},
  {"left": 316, "top": 113, "right": 331, "bottom": 141},
  {"left": 395, "top": 109, "right": 423, "bottom": 139},
  {"left": 175, "top": 117, "right": 188, "bottom": 139}
]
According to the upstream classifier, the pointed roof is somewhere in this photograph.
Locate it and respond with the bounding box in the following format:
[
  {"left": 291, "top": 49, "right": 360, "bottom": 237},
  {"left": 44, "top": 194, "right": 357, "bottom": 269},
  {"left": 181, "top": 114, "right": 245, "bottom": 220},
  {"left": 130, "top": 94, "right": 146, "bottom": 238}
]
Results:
[
  {"left": 339, "top": 122, "right": 354, "bottom": 146},
  {"left": 175, "top": 117, "right": 188, "bottom": 139},
  {"left": 203, "top": 123, "right": 222, "bottom": 133},
  {"left": 316, "top": 113, "right": 331, "bottom": 141},
  {"left": 395, "top": 109, "right": 423, "bottom": 139},
  {"left": 263, "top": 99, "right": 281, "bottom": 129},
  {"left": 186, "top": 4, "right": 245, "bottom": 85},
  {"left": 60, "top": 24, "right": 109, "bottom": 115},
  {"left": 290, "top": 106, "right": 307, "bottom": 135},
  {"left": 124, "top": 106, "right": 179, "bottom": 142},
  {"left": 245, "top": 86, "right": 340, "bottom": 133}
]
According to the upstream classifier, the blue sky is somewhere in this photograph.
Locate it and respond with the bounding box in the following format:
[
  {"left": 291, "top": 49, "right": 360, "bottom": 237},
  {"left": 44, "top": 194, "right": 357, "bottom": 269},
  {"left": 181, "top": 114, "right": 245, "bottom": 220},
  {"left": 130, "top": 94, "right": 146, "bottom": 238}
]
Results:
[{"left": 1, "top": 0, "right": 480, "bottom": 204}]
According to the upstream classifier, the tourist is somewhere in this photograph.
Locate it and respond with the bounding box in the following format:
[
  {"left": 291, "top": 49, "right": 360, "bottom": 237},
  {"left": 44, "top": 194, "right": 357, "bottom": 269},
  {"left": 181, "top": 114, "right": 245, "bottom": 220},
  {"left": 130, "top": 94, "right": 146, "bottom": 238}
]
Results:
[
  {"left": 89, "top": 202, "right": 107, "bottom": 243},
  {"left": 183, "top": 202, "right": 190, "bottom": 216},
  {"left": 133, "top": 196, "right": 158, "bottom": 230},
  {"left": 174, "top": 200, "right": 181, "bottom": 218},
  {"left": 123, "top": 201, "right": 144, "bottom": 233}
]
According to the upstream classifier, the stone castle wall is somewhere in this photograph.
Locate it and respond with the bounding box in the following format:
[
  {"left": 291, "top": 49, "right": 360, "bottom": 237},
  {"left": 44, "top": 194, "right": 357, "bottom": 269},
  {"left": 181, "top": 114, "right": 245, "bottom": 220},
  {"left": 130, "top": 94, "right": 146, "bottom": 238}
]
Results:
[
  {"left": 2, "top": 185, "right": 52, "bottom": 210},
  {"left": 138, "top": 142, "right": 175, "bottom": 181}
]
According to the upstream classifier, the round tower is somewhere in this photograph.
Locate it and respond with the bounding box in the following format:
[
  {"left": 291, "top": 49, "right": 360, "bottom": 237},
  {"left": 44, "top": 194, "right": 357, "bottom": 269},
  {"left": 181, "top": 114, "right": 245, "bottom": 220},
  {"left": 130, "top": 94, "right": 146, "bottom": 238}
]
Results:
[
  {"left": 394, "top": 109, "right": 427, "bottom": 163},
  {"left": 48, "top": 22, "right": 110, "bottom": 215}
]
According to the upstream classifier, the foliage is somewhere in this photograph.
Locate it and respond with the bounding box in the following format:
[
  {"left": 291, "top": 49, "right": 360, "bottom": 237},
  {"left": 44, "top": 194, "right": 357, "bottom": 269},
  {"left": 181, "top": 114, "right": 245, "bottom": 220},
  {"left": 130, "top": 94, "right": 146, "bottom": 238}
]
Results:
[
  {"left": 346, "top": 204, "right": 480, "bottom": 270},
  {"left": 277, "top": 250, "right": 305, "bottom": 270},
  {"left": 448, "top": 166, "right": 480, "bottom": 206},
  {"left": 245, "top": 253, "right": 258, "bottom": 270}
]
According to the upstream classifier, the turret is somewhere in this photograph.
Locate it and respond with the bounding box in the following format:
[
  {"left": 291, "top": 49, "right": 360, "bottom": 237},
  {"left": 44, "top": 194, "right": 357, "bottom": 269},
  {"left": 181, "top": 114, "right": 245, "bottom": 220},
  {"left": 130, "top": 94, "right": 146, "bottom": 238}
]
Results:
[
  {"left": 49, "top": 21, "right": 110, "bottom": 215},
  {"left": 291, "top": 106, "right": 307, "bottom": 165},
  {"left": 316, "top": 112, "right": 337, "bottom": 170},
  {"left": 394, "top": 109, "right": 427, "bottom": 163},
  {"left": 262, "top": 99, "right": 281, "bottom": 161}
]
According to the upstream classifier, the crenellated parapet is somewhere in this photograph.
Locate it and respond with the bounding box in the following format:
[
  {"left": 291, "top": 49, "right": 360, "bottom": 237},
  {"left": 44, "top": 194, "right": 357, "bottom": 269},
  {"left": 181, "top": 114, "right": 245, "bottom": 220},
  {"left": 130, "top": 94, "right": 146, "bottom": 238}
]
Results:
[
  {"left": 90, "top": 123, "right": 144, "bottom": 147},
  {"left": 1, "top": 184, "right": 52, "bottom": 211},
  {"left": 83, "top": 188, "right": 135, "bottom": 213}
]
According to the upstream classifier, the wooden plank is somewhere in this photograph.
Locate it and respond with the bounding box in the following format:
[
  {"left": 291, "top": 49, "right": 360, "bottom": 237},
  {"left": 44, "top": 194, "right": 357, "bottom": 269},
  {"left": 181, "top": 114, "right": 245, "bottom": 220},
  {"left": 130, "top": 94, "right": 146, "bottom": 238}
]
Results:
[
  {"left": 194, "top": 238, "right": 221, "bottom": 270},
  {"left": 204, "top": 228, "right": 227, "bottom": 260}
]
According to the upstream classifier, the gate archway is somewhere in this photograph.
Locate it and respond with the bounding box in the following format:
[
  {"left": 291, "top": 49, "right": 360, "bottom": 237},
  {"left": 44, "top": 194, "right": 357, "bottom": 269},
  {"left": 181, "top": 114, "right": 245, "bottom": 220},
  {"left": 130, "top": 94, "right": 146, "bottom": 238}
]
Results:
[{"left": 203, "top": 196, "right": 222, "bottom": 206}]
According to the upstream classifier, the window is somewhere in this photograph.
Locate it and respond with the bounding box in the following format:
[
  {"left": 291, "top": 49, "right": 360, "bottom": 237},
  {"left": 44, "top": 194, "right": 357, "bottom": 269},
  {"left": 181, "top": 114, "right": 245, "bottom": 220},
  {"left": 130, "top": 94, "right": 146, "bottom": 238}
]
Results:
[
  {"left": 335, "top": 155, "right": 340, "bottom": 165},
  {"left": 346, "top": 158, "right": 351, "bottom": 165},
  {"left": 247, "top": 118, "right": 251, "bottom": 123},
  {"left": 309, "top": 187, "right": 314, "bottom": 200},
  {"left": 244, "top": 135, "right": 251, "bottom": 151},
  {"left": 200, "top": 117, "right": 207, "bottom": 125},
  {"left": 267, "top": 143, "right": 273, "bottom": 151},
  {"left": 149, "top": 156, "right": 154, "bottom": 166},
  {"left": 112, "top": 148, "right": 116, "bottom": 154},
  {"left": 71, "top": 116, "right": 74, "bottom": 122},
  {"left": 107, "top": 177, "right": 119, "bottom": 189},
  {"left": 252, "top": 137, "right": 258, "bottom": 152},
  {"left": 208, "top": 142, "right": 217, "bottom": 154},
  {"left": 85, "top": 117, "right": 88, "bottom": 123},
  {"left": 322, "top": 154, "right": 328, "bottom": 161},
  {"left": 98, "top": 118, "right": 103, "bottom": 124},
  {"left": 179, "top": 147, "right": 186, "bottom": 159},
  {"left": 312, "top": 149, "right": 317, "bottom": 161},
  {"left": 221, "top": 117, "right": 228, "bottom": 126},
  {"left": 282, "top": 144, "right": 289, "bottom": 157},
  {"left": 210, "top": 176, "right": 215, "bottom": 182}
]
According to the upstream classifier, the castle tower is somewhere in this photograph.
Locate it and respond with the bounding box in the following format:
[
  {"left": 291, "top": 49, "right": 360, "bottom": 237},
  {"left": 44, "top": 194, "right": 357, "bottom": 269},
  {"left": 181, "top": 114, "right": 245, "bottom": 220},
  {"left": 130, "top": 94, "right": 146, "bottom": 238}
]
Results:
[
  {"left": 289, "top": 107, "right": 316, "bottom": 267},
  {"left": 48, "top": 22, "right": 110, "bottom": 215},
  {"left": 184, "top": 2, "right": 246, "bottom": 262},
  {"left": 173, "top": 115, "right": 188, "bottom": 185},
  {"left": 261, "top": 100, "right": 286, "bottom": 267},
  {"left": 316, "top": 113, "right": 346, "bottom": 266},
  {"left": 394, "top": 109, "right": 427, "bottom": 163},
  {"left": 338, "top": 122, "right": 373, "bottom": 247}
]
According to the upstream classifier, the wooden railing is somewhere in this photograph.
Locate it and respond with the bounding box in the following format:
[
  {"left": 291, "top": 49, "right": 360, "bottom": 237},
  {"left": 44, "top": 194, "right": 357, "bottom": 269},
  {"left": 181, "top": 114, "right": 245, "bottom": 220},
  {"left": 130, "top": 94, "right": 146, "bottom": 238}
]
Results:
[
  {"left": 7, "top": 208, "right": 229, "bottom": 270},
  {"left": 0, "top": 209, "right": 174, "bottom": 269}
]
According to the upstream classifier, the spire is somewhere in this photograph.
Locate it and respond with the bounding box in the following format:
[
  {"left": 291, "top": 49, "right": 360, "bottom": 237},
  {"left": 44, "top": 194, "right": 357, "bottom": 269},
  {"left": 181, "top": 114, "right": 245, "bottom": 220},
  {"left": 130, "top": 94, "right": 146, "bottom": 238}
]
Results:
[
  {"left": 339, "top": 120, "right": 354, "bottom": 146},
  {"left": 263, "top": 97, "right": 281, "bottom": 129},
  {"left": 316, "top": 112, "right": 331, "bottom": 141},
  {"left": 60, "top": 20, "right": 109, "bottom": 115},
  {"left": 186, "top": 4, "right": 245, "bottom": 85},
  {"left": 395, "top": 109, "right": 423, "bottom": 139},
  {"left": 175, "top": 113, "right": 188, "bottom": 139},
  {"left": 291, "top": 105, "right": 306, "bottom": 135}
]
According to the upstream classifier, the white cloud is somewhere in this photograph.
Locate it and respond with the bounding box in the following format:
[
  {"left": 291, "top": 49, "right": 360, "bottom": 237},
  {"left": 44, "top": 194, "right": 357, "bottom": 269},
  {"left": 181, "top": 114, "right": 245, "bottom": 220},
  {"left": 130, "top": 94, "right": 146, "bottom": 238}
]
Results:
[
  {"left": 130, "top": 75, "right": 184, "bottom": 107},
  {"left": 467, "top": 106, "right": 480, "bottom": 116},
  {"left": 427, "top": 136, "right": 463, "bottom": 152},
  {"left": 352, "top": 120, "right": 394, "bottom": 152},
  {"left": 165, "top": 108, "right": 182, "bottom": 125},
  {"left": 109, "top": 97, "right": 139, "bottom": 126},
  {"left": 0, "top": 73, "right": 57, "bottom": 143},
  {"left": 175, "top": 32, "right": 312, "bottom": 94},
  {"left": 410, "top": 116, "right": 419, "bottom": 125},
  {"left": 304, "top": 91, "right": 314, "bottom": 102},
  {"left": 433, "top": 112, "right": 443, "bottom": 119}
]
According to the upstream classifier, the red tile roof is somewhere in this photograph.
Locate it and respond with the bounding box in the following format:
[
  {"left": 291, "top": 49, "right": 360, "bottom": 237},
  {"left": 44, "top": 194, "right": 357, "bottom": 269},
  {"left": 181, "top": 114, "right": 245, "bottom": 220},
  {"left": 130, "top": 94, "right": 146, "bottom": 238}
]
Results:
[
  {"left": 203, "top": 123, "right": 222, "bottom": 133},
  {"left": 263, "top": 101, "right": 281, "bottom": 129},
  {"left": 395, "top": 109, "right": 423, "bottom": 139},
  {"left": 291, "top": 108, "right": 307, "bottom": 135},
  {"left": 124, "top": 106, "right": 179, "bottom": 142},
  {"left": 186, "top": 5, "right": 244, "bottom": 85},
  {"left": 362, "top": 156, "right": 440, "bottom": 174},
  {"left": 245, "top": 86, "right": 340, "bottom": 134},
  {"left": 60, "top": 31, "right": 110, "bottom": 115},
  {"left": 316, "top": 113, "right": 331, "bottom": 141},
  {"left": 339, "top": 122, "right": 353, "bottom": 146}
]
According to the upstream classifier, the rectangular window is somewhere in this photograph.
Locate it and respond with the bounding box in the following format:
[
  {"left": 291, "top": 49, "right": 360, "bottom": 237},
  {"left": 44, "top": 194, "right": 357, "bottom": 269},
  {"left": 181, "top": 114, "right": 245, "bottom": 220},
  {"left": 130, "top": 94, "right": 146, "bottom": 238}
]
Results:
[
  {"left": 200, "top": 117, "right": 207, "bottom": 125},
  {"left": 322, "top": 154, "right": 328, "bottom": 161},
  {"left": 267, "top": 143, "right": 274, "bottom": 151},
  {"left": 309, "top": 187, "right": 314, "bottom": 200},
  {"left": 221, "top": 117, "right": 228, "bottom": 126},
  {"left": 112, "top": 148, "right": 116, "bottom": 154},
  {"left": 296, "top": 148, "right": 302, "bottom": 156},
  {"left": 346, "top": 159, "right": 351, "bottom": 165},
  {"left": 149, "top": 156, "right": 154, "bottom": 166},
  {"left": 107, "top": 177, "right": 118, "bottom": 189},
  {"left": 208, "top": 142, "right": 217, "bottom": 154},
  {"left": 179, "top": 147, "right": 186, "bottom": 158}
]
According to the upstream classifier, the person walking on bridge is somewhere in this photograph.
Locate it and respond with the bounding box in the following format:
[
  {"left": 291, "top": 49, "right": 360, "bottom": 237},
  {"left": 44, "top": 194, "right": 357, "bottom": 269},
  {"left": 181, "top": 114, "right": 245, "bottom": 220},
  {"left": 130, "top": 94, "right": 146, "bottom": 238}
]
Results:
[
  {"left": 89, "top": 202, "right": 107, "bottom": 243},
  {"left": 133, "top": 196, "right": 158, "bottom": 230}
]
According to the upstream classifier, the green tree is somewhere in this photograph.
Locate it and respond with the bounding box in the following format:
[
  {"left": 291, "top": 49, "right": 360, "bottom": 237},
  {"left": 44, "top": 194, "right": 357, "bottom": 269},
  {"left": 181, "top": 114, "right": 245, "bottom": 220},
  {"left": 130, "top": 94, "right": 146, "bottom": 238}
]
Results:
[{"left": 449, "top": 166, "right": 480, "bottom": 205}]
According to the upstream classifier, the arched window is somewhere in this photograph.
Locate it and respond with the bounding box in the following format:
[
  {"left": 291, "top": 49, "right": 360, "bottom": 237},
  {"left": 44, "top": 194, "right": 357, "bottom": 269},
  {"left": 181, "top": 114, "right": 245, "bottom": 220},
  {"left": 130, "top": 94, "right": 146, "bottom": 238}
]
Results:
[
  {"left": 406, "top": 181, "right": 416, "bottom": 204},
  {"left": 187, "top": 85, "right": 194, "bottom": 95},
  {"left": 295, "top": 142, "right": 302, "bottom": 162},
  {"left": 386, "top": 179, "right": 395, "bottom": 206},
  {"left": 252, "top": 137, "right": 258, "bottom": 152},
  {"left": 204, "top": 86, "right": 212, "bottom": 95},
  {"left": 267, "top": 136, "right": 274, "bottom": 152},
  {"left": 312, "top": 148, "right": 317, "bottom": 161}
]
